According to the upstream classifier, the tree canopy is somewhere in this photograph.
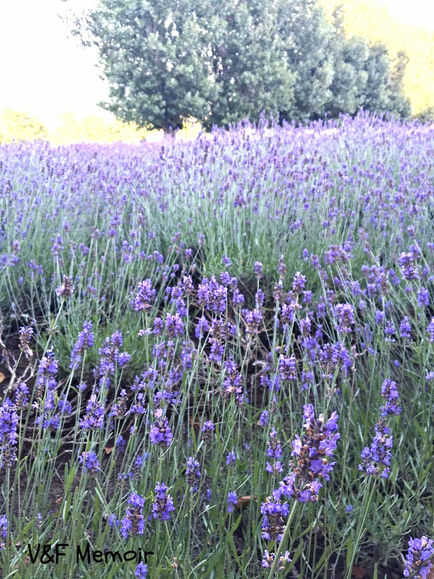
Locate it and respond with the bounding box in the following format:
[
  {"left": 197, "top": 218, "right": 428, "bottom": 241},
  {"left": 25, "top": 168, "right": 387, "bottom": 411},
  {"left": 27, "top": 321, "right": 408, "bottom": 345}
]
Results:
[{"left": 73, "top": 0, "right": 411, "bottom": 131}]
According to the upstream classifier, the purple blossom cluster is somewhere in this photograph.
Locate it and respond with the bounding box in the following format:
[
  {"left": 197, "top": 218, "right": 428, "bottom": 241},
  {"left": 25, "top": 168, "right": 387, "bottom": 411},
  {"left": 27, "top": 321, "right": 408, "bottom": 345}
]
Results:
[
  {"left": 403, "top": 536, "right": 433, "bottom": 578},
  {"left": 335, "top": 303, "right": 355, "bottom": 333},
  {"left": 135, "top": 562, "right": 148, "bottom": 578},
  {"left": 0, "top": 515, "right": 7, "bottom": 551},
  {"left": 260, "top": 495, "right": 290, "bottom": 541},
  {"left": 278, "top": 405, "right": 340, "bottom": 503},
  {"left": 70, "top": 321, "right": 94, "bottom": 368},
  {"left": 120, "top": 493, "right": 146, "bottom": 539},
  {"left": 261, "top": 549, "right": 291, "bottom": 570},
  {"left": 78, "top": 450, "right": 100, "bottom": 473},
  {"left": 227, "top": 492, "right": 238, "bottom": 513},
  {"left": 358, "top": 419, "right": 393, "bottom": 478},
  {"left": 380, "top": 379, "right": 401, "bottom": 417},
  {"left": 152, "top": 483, "right": 175, "bottom": 520},
  {"left": 186, "top": 457, "right": 201, "bottom": 491},
  {"left": 0, "top": 398, "right": 18, "bottom": 468},
  {"left": 359, "top": 380, "right": 401, "bottom": 478},
  {"left": 149, "top": 409, "right": 173, "bottom": 447},
  {"left": 80, "top": 394, "right": 105, "bottom": 429},
  {"left": 197, "top": 276, "right": 227, "bottom": 313},
  {"left": 266, "top": 428, "right": 283, "bottom": 475},
  {"left": 98, "top": 331, "right": 130, "bottom": 378},
  {"left": 133, "top": 279, "right": 156, "bottom": 311}
]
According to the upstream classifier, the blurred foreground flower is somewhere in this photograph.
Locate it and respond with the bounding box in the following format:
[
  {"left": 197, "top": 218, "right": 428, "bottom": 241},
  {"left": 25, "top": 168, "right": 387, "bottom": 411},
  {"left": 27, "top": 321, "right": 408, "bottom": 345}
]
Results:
[{"left": 403, "top": 536, "right": 433, "bottom": 578}]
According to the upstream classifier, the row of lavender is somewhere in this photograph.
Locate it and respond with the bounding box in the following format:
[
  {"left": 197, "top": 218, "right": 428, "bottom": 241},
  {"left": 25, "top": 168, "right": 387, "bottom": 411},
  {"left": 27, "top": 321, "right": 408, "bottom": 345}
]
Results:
[{"left": 0, "top": 114, "right": 433, "bottom": 576}]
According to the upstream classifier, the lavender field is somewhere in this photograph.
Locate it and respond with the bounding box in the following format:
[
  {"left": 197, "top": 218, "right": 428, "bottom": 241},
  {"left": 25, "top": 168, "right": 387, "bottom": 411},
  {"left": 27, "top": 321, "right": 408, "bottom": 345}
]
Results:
[{"left": 0, "top": 113, "right": 433, "bottom": 578}]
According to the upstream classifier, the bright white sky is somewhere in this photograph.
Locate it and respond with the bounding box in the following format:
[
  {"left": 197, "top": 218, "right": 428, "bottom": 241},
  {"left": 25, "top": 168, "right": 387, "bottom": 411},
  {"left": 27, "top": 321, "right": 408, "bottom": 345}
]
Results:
[{"left": 0, "top": 0, "right": 433, "bottom": 128}]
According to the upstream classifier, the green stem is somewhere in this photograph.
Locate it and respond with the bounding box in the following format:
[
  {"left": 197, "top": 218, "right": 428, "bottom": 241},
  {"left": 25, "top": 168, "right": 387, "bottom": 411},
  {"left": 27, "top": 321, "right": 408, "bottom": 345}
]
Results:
[{"left": 345, "top": 477, "right": 376, "bottom": 579}]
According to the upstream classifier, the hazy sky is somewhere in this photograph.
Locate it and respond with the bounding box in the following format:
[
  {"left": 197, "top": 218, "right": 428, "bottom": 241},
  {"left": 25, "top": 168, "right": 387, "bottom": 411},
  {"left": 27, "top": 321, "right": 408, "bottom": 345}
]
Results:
[{"left": 0, "top": 0, "right": 432, "bottom": 127}]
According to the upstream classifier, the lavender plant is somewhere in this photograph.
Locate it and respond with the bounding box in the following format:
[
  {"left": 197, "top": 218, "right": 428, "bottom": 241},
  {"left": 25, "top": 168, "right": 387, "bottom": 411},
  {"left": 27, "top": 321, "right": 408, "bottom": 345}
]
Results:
[{"left": 0, "top": 114, "right": 432, "bottom": 577}]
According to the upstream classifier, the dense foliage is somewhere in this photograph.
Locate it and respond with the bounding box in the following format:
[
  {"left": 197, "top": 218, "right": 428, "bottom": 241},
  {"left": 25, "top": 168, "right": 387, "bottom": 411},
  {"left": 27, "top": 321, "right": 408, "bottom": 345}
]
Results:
[
  {"left": 73, "top": 0, "right": 411, "bottom": 130},
  {"left": 320, "top": 0, "right": 434, "bottom": 118},
  {"left": 0, "top": 115, "right": 432, "bottom": 577}
]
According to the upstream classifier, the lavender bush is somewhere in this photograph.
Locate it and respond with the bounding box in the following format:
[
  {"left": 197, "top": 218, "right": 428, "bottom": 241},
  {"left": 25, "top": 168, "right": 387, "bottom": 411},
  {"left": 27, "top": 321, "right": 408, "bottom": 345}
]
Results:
[{"left": 0, "top": 113, "right": 432, "bottom": 577}]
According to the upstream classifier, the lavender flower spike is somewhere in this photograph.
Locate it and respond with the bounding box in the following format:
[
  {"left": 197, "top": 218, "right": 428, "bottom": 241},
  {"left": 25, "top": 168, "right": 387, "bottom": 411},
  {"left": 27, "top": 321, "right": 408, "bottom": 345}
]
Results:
[{"left": 403, "top": 536, "right": 433, "bottom": 578}]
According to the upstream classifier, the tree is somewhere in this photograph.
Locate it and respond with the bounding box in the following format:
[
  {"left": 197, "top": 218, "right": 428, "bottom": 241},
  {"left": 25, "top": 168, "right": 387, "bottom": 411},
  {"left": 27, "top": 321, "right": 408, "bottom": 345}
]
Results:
[
  {"left": 75, "top": 0, "right": 216, "bottom": 132},
  {"left": 0, "top": 109, "right": 48, "bottom": 142},
  {"left": 362, "top": 43, "right": 411, "bottom": 117},
  {"left": 203, "top": 0, "right": 295, "bottom": 129},
  {"left": 325, "top": 6, "right": 369, "bottom": 117},
  {"left": 277, "top": 0, "right": 335, "bottom": 122},
  {"left": 74, "top": 0, "right": 411, "bottom": 130}
]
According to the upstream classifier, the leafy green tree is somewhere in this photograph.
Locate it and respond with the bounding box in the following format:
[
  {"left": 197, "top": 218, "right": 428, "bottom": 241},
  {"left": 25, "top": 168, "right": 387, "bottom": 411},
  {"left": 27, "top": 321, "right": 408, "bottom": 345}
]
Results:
[
  {"left": 387, "top": 51, "right": 411, "bottom": 117},
  {"left": 74, "top": 0, "right": 411, "bottom": 130},
  {"left": 75, "top": 0, "right": 216, "bottom": 132},
  {"left": 362, "top": 43, "right": 411, "bottom": 117},
  {"left": 325, "top": 6, "right": 369, "bottom": 116},
  {"left": 277, "top": 0, "right": 335, "bottom": 122},
  {"left": 203, "top": 0, "right": 295, "bottom": 129}
]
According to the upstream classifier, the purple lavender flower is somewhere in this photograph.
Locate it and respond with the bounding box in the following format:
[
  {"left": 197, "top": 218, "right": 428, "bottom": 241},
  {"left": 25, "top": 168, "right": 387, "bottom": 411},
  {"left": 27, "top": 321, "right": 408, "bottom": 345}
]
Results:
[
  {"left": 292, "top": 272, "right": 306, "bottom": 294},
  {"left": 335, "top": 303, "right": 355, "bottom": 334},
  {"left": 36, "top": 349, "right": 59, "bottom": 395},
  {"left": 80, "top": 394, "right": 105, "bottom": 429},
  {"left": 278, "top": 355, "right": 297, "bottom": 381},
  {"left": 19, "top": 326, "right": 33, "bottom": 357},
  {"left": 135, "top": 562, "right": 148, "bottom": 578},
  {"left": 281, "top": 300, "right": 301, "bottom": 324},
  {"left": 260, "top": 496, "right": 289, "bottom": 541},
  {"left": 398, "top": 252, "right": 419, "bottom": 281},
  {"left": 358, "top": 420, "right": 393, "bottom": 478},
  {"left": 261, "top": 549, "right": 291, "bottom": 570},
  {"left": 150, "top": 409, "right": 173, "bottom": 447},
  {"left": 165, "top": 313, "right": 184, "bottom": 338},
  {"left": 78, "top": 450, "right": 100, "bottom": 473},
  {"left": 375, "top": 310, "right": 385, "bottom": 324},
  {"left": 380, "top": 379, "right": 401, "bottom": 416},
  {"left": 56, "top": 275, "right": 74, "bottom": 297},
  {"left": 152, "top": 483, "right": 175, "bottom": 520},
  {"left": 120, "top": 493, "right": 146, "bottom": 539},
  {"left": 266, "top": 428, "right": 283, "bottom": 459},
  {"left": 399, "top": 317, "right": 412, "bottom": 339},
  {"left": 384, "top": 321, "right": 397, "bottom": 342},
  {"left": 201, "top": 420, "right": 215, "bottom": 442},
  {"left": 14, "top": 383, "right": 29, "bottom": 409},
  {"left": 195, "top": 316, "right": 210, "bottom": 339},
  {"left": 427, "top": 318, "right": 434, "bottom": 343},
  {"left": 133, "top": 279, "right": 156, "bottom": 311},
  {"left": 0, "top": 398, "right": 18, "bottom": 468},
  {"left": 227, "top": 492, "right": 238, "bottom": 513},
  {"left": 186, "top": 457, "right": 201, "bottom": 491},
  {"left": 197, "top": 277, "right": 227, "bottom": 313},
  {"left": 232, "top": 288, "right": 245, "bottom": 306},
  {"left": 279, "top": 405, "right": 340, "bottom": 503},
  {"left": 258, "top": 410, "right": 269, "bottom": 427},
  {"left": 254, "top": 261, "right": 263, "bottom": 278},
  {"left": 222, "top": 255, "right": 232, "bottom": 268},
  {"left": 226, "top": 450, "right": 237, "bottom": 465},
  {"left": 70, "top": 321, "right": 94, "bottom": 368},
  {"left": 417, "top": 287, "right": 430, "bottom": 308},
  {"left": 403, "top": 536, "right": 433, "bottom": 578},
  {"left": 98, "top": 331, "right": 130, "bottom": 377},
  {"left": 0, "top": 515, "right": 7, "bottom": 551},
  {"left": 242, "top": 308, "right": 263, "bottom": 334}
]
